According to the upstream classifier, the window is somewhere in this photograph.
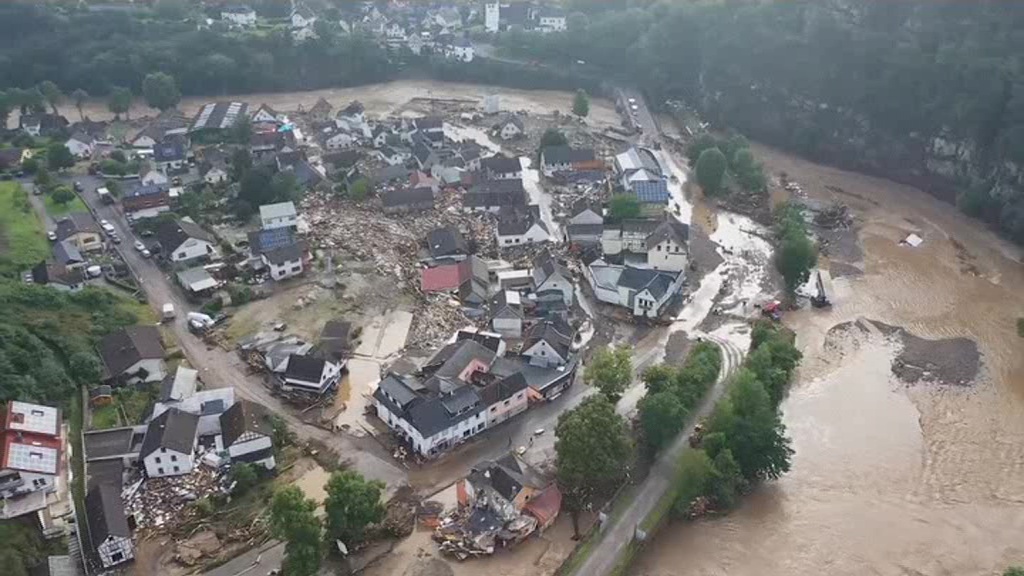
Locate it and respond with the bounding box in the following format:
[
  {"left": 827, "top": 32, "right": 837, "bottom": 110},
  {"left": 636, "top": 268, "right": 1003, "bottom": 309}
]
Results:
[
  {"left": 157, "top": 468, "right": 164, "bottom": 475},
  {"left": 154, "top": 457, "right": 161, "bottom": 464},
  {"left": 173, "top": 466, "right": 180, "bottom": 473},
  {"left": 517, "top": 392, "right": 524, "bottom": 399},
  {"left": 177, "top": 252, "right": 187, "bottom": 259},
  {"left": 170, "top": 455, "right": 177, "bottom": 462},
  {"left": 656, "top": 245, "right": 662, "bottom": 251},
  {"left": 291, "top": 265, "right": 301, "bottom": 273},
  {"left": 111, "top": 552, "right": 124, "bottom": 563},
  {"left": 503, "top": 400, "right": 510, "bottom": 406},
  {"left": 161, "top": 448, "right": 167, "bottom": 453},
  {"left": 490, "top": 406, "right": 497, "bottom": 412}
]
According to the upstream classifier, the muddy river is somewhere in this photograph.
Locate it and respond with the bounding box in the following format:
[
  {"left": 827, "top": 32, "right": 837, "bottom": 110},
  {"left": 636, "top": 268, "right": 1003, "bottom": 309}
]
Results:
[{"left": 632, "top": 144, "right": 1024, "bottom": 575}]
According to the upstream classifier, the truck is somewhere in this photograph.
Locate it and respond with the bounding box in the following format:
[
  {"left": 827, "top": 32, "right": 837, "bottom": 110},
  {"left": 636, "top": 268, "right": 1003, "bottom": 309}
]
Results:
[
  {"left": 162, "top": 303, "right": 176, "bottom": 322},
  {"left": 97, "top": 187, "right": 113, "bottom": 205}
]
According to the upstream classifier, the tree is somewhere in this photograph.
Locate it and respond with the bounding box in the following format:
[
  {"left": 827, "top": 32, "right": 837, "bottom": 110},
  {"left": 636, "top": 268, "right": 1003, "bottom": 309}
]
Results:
[
  {"left": 34, "top": 167, "right": 53, "bottom": 191},
  {"left": 20, "top": 156, "right": 39, "bottom": 175},
  {"left": 269, "top": 487, "right": 322, "bottom": 576},
  {"left": 731, "top": 148, "right": 766, "bottom": 192},
  {"left": 70, "top": 89, "right": 89, "bottom": 121},
  {"left": 324, "top": 471, "right": 386, "bottom": 546},
  {"left": 639, "top": 391, "right": 687, "bottom": 451},
  {"left": 540, "top": 128, "right": 568, "bottom": 149},
  {"left": 347, "top": 178, "right": 372, "bottom": 201},
  {"left": 107, "top": 86, "right": 133, "bottom": 120},
  {"left": 46, "top": 143, "right": 75, "bottom": 171},
  {"left": 0, "top": 90, "right": 11, "bottom": 129},
  {"left": 228, "top": 115, "right": 253, "bottom": 145},
  {"left": 555, "top": 396, "right": 632, "bottom": 538},
  {"left": 39, "top": 81, "right": 63, "bottom": 115},
  {"left": 1004, "top": 568, "right": 1024, "bottom": 576},
  {"left": 583, "top": 346, "right": 632, "bottom": 402},
  {"left": 230, "top": 463, "right": 258, "bottom": 495},
  {"left": 50, "top": 186, "right": 75, "bottom": 206},
  {"left": 142, "top": 72, "right": 181, "bottom": 111},
  {"left": 642, "top": 364, "right": 678, "bottom": 395},
  {"left": 607, "top": 193, "right": 641, "bottom": 223},
  {"left": 686, "top": 134, "right": 720, "bottom": 163},
  {"left": 775, "top": 228, "right": 817, "bottom": 295},
  {"left": 230, "top": 148, "right": 252, "bottom": 180},
  {"left": 0, "top": 521, "right": 47, "bottom": 576},
  {"left": 708, "top": 448, "right": 745, "bottom": 508},
  {"left": 672, "top": 449, "right": 714, "bottom": 517},
  {"left": 695, "top": 147, "right": 727, "bottom": 195},
  {"left": 69, "top": 352, "right": 102, "bottom": 385},
  {"left": 572, "top": 89, "right": 590, "bottom": 118},
  {"left": 708, "top": 369, "right": 793, "bottom": 481}
]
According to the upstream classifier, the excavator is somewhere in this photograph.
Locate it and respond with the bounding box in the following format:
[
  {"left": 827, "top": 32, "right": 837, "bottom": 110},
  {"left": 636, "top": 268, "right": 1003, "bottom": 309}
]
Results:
[{"left": 811, "top": 271, "right": 831, "bottom": 308}]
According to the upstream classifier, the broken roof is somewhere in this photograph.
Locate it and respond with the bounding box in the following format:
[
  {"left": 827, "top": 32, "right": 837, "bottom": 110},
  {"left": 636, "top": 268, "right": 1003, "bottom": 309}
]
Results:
[
  {"left": 479, "top": 372, "right": 527, "bottom": 407},
  {"left": 465, "top": 179, "right": 526, "bottom": 209},
  {"left": 159, "top": 366, "right": 198, "bottom": 403},
  {"left": 284, "top": 354, "right": 328, "bottom": 383},
  {"left": 383, "top": 186, "right": 434, "bottom": 209},
  {"left": 318, "top": 319, "right": 352, "bottom": 361},
  {"left": 531, "top": 249, "right": 569, "bottom": 286},
  {"left": 427, "top": 226, "right": 469, "bottom": 259},
  {"left": 140, "top": 407, "right": 198, "bottom": 458},
  {"left": 522, "top": 320, "right": 573, "bottom": 360}
]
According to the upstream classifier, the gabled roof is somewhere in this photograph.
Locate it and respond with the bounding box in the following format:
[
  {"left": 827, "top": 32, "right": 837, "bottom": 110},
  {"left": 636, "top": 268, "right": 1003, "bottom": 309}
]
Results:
[
  {"left": 53, "top": 239, "right": 84, "bottom": 267},
  {"left": 248, "top": 227, "right": 297, "bottom": 255},
  {"left": 532, "top": 249, "right": 569, "bottom": 286},
  {"left": 470, "top": 452, "right": 546, "bottom": 503},
  {"left": 260, "top": 201, "right": 297, "bottom": 221},
  {"left": 284, "top": 354, "right": 327, "bottom": 383},
  {"left": 383, "top": 186, "right": 434, "bottom": 209},
  {"left": 455, "top": 329, "right": 503, "bottom": 354},
  {"left": 479, "top": 372, "right": 527, "bottom": 406},
  {"left": 55, "top": 212, "right": 99, "bottom": 239},
  {"left": 465, "top": 179, "right": 526, "bottom": 208},
  {"left": 190, "top": 101, "right": 249, "bottom": 132},
  {"left": 98, "top": 326, "right": 164, "bottom": 377},
  {"left": 522, "top": 320, "right": 573, "bottom": 360},
  {"left": 491, "top": 290, "right": 524, "bottom": 320},
  {"left": 632, "top": 180, "right": 670, "bottom": 204},
  {"left": 68, "top": 131, "right": 95, "bottom": 145},
  {"left": 427, "top": 226, "right": 469, "bottom": 258},
  {"left": 339, "top": 101, "right": 365, "bottom": 117},
  {"left": 499, "top": 115, "right": 524, "bottom": 131},
  {"left": 415, "top": 116, "right": 443, "bottom": 131},
  {"left": 155, "top": 218, "right": 213, "bottom": 253},
  {"left": 219, "top": 400, "right": 273, "bottom": 447},
  {"left": 32, "top": 261, "right": 83, "bottom": 287},
  {"left": 618, "top": 267, "right": 679, "bottom": 300},
  {"left": 646, "top": 218, "right": 690, "bottom": 247},
  {"left": 140, "top": 407, "right": 198, "bottom": 458},
  {"left": 542, "top": 145, "right": 596, "bottom": 166},
  {"left": 264, "top": 243, "right": 305, "bottom": 265},
  {"left": 153, "top": 138, "right": 186, "bottom": 162},
  {"left": 426, "top": 339, "right": 497, "bottom": 380},
  {"left": 159, "top": 366, "right": 198, "bottom": 403},
  {"left": 222, "top": 4, "right": 255, "bottom": 14},
  {"left": 497, "top": 205, "right": 548, "bottom": 237},
  {"left": 85, "top": 483, "right": 130, "bottom": 549},
  {"left": 481, "top": 155, "right": 521, "bottom": 174}
]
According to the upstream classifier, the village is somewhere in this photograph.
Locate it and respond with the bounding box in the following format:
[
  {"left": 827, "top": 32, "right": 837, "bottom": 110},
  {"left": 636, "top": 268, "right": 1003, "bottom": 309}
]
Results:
[{"left": 0, "top": 2, "right": 784, "bottom": 576}]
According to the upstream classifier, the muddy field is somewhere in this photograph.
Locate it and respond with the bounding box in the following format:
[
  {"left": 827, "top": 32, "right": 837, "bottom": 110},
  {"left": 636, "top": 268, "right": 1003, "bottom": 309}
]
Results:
[{"left": 632, "top": 141, "right": 1024, "bottom": 575}]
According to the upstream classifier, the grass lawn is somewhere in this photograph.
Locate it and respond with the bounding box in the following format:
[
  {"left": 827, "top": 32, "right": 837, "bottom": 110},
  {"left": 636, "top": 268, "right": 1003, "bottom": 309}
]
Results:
[
  {"left": 0, "top": 182, "right": 49, "bottom": 276},
  {"left": 90, "top": 404, "right": 121, "bottom": 429},
  {"left": 44, "top": 194, "right": 88, "bottom": 218}
]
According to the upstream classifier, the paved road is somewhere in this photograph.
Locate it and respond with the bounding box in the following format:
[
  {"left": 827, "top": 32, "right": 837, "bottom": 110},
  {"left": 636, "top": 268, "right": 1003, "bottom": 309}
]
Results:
[{"left": 202, "top": 540, "right": 284, "bottom": 576}]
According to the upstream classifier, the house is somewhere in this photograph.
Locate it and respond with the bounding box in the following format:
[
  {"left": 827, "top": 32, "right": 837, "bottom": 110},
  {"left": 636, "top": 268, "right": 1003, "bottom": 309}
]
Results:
[
  {"left": 540, "top": 146, "right": 601, "bottom": 177},
  {"left": 220, "top": 400, "right": 276, "bottom": 470},
  {"left": 291, "top": 3, "right": 317, "bottom": 29},
  {"left": 586, "top": 261, "right": 685, "bottom": 318},
  {"left": 383, "top": 186, "right": 435, "bottom": 214},
  {"left": 31, "top": 261, "right": 85, "bottom": 292},
  {"left": 497, "top": 116, "right": 524, "bottom": 140},
  {"left": 447, "top": 37, "right": 475, "bottom": 62},
  {"left": 130, "top": 110, "right": 189, "bottom": 149},
  {"left": 280, "top": 354, "right": 342, "bottom": 395},
  {"left": 371, "top": 124, "right": 392, "bottom": 149},
  {"left": 426, "top": 226, "right": 470, "bottom": 263},
  {"left": 20, "top": 113, "right": 67, "bottom": 137},
  {"left": 150, "top": 385, "right": 236, "bottom": 451},
  {"left": 176, "top": 266, "right": 220, "bottom": 295},
  {"left": 632, "top": 180, "right": 671, "bottom": 205},
  {"left": 490, "top": 290, "right": 524, "bottom": 338},
  {"left": 140, "top": 408, "right": 199, "bottom": 478},
  {"left": 221, "top": 5, "right": 257, "bottom": 27},
  {"left": 485, "top": 1, "right": 500, "bottom": 32},
  {"left": 65, "top": 132, "right": 95, "bottom": 159},
  {"left": 377, "top": 146, "right": 410, "bottom": 166},
  {"left": 537, "top": 9, "right": 567, "bottom": 32},
  {"left": 159, "top": 366, "right": 199, "bottom": 403},
  {"left": 84, "top": 483, "right": 134, "bottom": 568},
  {"left": 325, "top": 131, "right": 357, "bottom": 150},
  {"left": 0, "top": 147, "right": 26, "bottom": 172},
  {"left": 251, "top": 103, "right": 282, "bottom": 124},
  {"left": 413, "top": 142, "right": 442, "bottom": 171},
  {"left": 337, "top": 101, "right": 367, "bottom": 130},
  {"left": 375, "top": 164, "right": 412, "bottom": 185},
  {"left": 384, "top": 21, "right": 407, "bottom": 46},
  {"left": 646, "top": 219, "right": 690, "bottom": 272},
  {"left": 141, "top": 169, "right": 168, "bottom": 187},
  {"left": 421, "top": 255, "right": 491, "bottom": 306},
  {"left": 566, "top": 201, "right": 603, "bottom": 245},
  {"left": 462, "top": 452, "right": 545, "bottom": 514},
  {"left": 122, "top": 183, "right": 171, "bottom": 219},
  {"left": 189, "top": 101, "right": 250, "bottom": 133},
  {"left": 54, "top": 240, "right": 86, "bottom": 270},
  {"left": 482, "top": 155, "right": 523, "bottom": 180},
  {"left": 414, "top": 116, "right": 444, "bottom": 139},
  {"left": 251, "top": 131, "right": 284, "bottom": 155},
  {"left": 497, "top": 205, "right": 550, "bottom": 247},
  {"left": 201, "top": 162, "right": 229, "bottom": 185},
  {"left": 521, "top": 320, "right": 573, "bottom": 367},
  {"left": 286, "top": 160, "right": 325, "bottom": 191},
  {"left": 465, "top": 179, "right": 526, "bottom": 213},
  {"left": 601, "top": 218, "right": 662, "bottom": 257},
  {"left": 153, "top": 137, "right": 187, "bottom": 172},
  {"left": 309, "top": 98, "right": 333, "bottom": 122},
  {"left": 615, "top": 146, "right": 667, "bottom": 200},
  {"left": 55, "top": 213, "right": 103, "bottom": 252},
  {"left": 0, "top": 402, "right": 62, "bottom": 503},
  {"left": 263, "top": 243, "right": 307, "bottom": 281},
  {"left": 455, "top": 329, "right": 507, "bottom": 357},
  {"left": 260, "top": 201, "right": 298, "bottom": 231},
  {"left": 410, "top": 170, "right": 439, "bottom": 194},
  {"left": 532, "top": 250, "right": 573, "bottom": 305},
  {"left": 480, "top": 372, "right": 529, "bottom": 427},
  {"left": 97, "top": 326, "right": 166, "bottom": 385},
  {"left": 318, "top": 319, "right": 352, "bottom": 362}
]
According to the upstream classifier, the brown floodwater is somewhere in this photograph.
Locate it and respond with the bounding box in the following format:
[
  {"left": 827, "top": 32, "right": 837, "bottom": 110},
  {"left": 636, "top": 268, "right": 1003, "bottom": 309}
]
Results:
[{"left": 632, "top": 144, "right": 1024, "bottom": 575}]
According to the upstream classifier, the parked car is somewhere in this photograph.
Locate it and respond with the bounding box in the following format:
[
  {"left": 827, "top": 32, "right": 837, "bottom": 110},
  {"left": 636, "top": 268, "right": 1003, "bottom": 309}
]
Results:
[
  {"left": 133, "top": 240, "right": 146, "bottom": 252},
  {"left": 47, "top": 231, "right": 57, "bottom": 241},
  {"left": 109, "top": 233, "right": 122, "bottom": 244},
  {"left": 141, "top": 248, "right": 151, "bottom": 258},
  {"left": 73, "top": 181, "right": 83, "bottom": 192}
]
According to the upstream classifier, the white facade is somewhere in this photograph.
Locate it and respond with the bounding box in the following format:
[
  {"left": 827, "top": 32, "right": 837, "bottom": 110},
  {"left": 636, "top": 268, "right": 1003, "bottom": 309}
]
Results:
[
  {"left": 204, "top": 166, "right": 228, "bottom": 184},
  {"left": 485, "top": 2, "right": 500, "bottom": 32},
  {"left": 143, "top": 446, "right": 195, "bottom": 478},
  {"left": 648, "top": 238, "right": 688, "bottom": 272},
  {"left": 281, "top": 360, "right": 341, "bottom": 394},
  {"left": 264, "top": 254, "right": 304, "bottom": 281},
  {"left": 498, "top": 222, "right": 550, "bottom": 246},
  {"left": 141, "top": 170, "right": 168, "bottom": 186},
  {"left": 492, "top": 315, "right": 522, "bottom": 339},
  {"left": 523, "top": 339, "right": 566, "bottom": 367},
  {"left": 375, "top": 400, "right": 486, "bottom": 457},
  {"left": 222, "top": 9, "right": 256, "bottom": 27},
  {"left": 131, "top": 134, "right": 157, "bottom": 149},
  {"left": 291, "top": 11, "right": 316, "bottom": 29},
  {"left": 169, "top": 238, "right": 219, "bottom": 265},
  {"left": 123, "top": 358, "right": 167, "bottom": 386},
  {"left": 499, "top": 122, "right": 522, "bottom": 140},
  {"left": 227, "top": 434, "right": 276, "bottom": 470},
  {"left": 450, "top": 44, "right": 474, "bottom": 62},
  {"left": 325, "top": 132, "right": 356, "bottom": 150},
  {"left": 259, "top": 202, "right": 298, "bottom": 230},
  {"left": 97, "top": 534, "right": 134, "bottom": 568},
  {"left": 535, "top": 271, "right": 573, "bottom": 306},
  {"left": 538, "top": 15, "right": 567, "bottom": 32},
  {"left": 484, "top": 389, "right": 528, "bottom": 427}
]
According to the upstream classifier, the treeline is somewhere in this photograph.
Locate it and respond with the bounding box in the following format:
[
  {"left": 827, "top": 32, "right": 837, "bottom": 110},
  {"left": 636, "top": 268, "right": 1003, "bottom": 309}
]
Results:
[
  {"left": 496, "top": 1, "right": 1024, "bottom": 243},
  {"left": 638, "top": 342, "right": 721, "bottom": 451}
]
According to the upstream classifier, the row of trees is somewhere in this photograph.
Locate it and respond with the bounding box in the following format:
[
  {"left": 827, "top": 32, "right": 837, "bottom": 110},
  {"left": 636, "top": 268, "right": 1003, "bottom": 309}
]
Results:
[
  {"left": 673, "top": 321, "right": 800, "bottom": 516},
  {"left": 638, "top": 342, "right": 722, "bottom": 452},
  {"left": 267, "top": 470, "right": 385, "bottom": 576},
  {"left": 688, "top": 133, "right": 767, "bottom": 197}
]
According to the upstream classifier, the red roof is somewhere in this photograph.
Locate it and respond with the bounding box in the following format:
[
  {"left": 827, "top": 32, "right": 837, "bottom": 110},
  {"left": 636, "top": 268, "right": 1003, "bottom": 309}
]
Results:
[
  {"left": 524, "top": 484, "right": 562, "bottom": 527},
  {"left": 421, "top": 261, "right": 471, "bottom": 292}
]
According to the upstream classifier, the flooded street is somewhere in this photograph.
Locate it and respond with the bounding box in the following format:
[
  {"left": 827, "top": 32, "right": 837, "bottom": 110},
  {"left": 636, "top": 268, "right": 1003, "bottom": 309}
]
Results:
[{"left": 631, "top": 143, "right": 1024, "bottom": 575}]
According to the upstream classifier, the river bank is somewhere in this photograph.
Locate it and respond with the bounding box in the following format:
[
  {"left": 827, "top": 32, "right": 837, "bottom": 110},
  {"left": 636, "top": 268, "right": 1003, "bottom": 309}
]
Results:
[{"left": 630, "top": 142, "right": 1024, "bottom": 575}]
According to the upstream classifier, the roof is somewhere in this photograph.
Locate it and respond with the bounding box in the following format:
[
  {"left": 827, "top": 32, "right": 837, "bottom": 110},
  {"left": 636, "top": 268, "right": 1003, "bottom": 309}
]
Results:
[
  {"left": 125, "top": 183, "right": 168, "bottom": 199},
  {"left": 524, "top": 484, "right": 562, "bottom": 526},
  {"left": 618, "top": 267, "right": 679, "bottom": 299},
  {"left": 491, "top": 290, "right": 524, "bottom": 319},
  {"left": 220, "top": 400, "right": 273, "bottom": 447},
  {"left": 248, "top": 227, "right": 296, "bottom": 255},
  {"left": 156, "top": 218, "right": 214, "bottom": 253},
  {"left": 522, "top": 321, "right": 573, "bottom": 360},
  {"left": 284, "top": 354, "right": 327, "bottom": 383},
  {"left": 98, "top": 325, "right": 164, "bottom": 377},
  {"left": 376, "top": 164, "right": 412, "bottom": 184},
  {"left": 82, "top": 427, "right": 135, "bottom": 461},
  {"left": 85, "top": 483, "right": 130, "bottom": 548},
  {"left": 647, "top": 218, "right": 690, "bottom": 246},
  {"left": 497, "top": 205, "right": 548, "bottom": 236},
  {"left": 55, "top": 212, "right": 99, "bottom": 239},
  {"left": 53, "top": 239, "right": 84, "bottom": 266},
  {"left": 632, "top": 180, "right": 670, "bottom": 203},
  {"left": 376, "top": 373, "right": 420, "bottom": 410},
  {"left": 339, "top": 101, "right": 365, "bottom": 117},
  {"left": 191, "top": 101, "right": 249, "bottom": 132},
  {"left": 466, "top": 179, "right": 526, "bottom": 208},
  {"left": 383, "top": 186, "right": 434, "bottom": 209},
  {"left": 68, "top": 131, "right": 94, "bottom": 145},
  {"left": 532, "top": 249, "right": 569, "bottom": 286},
  {"left": 176, "top": 267, "right": 218, "bottom": 292},
  {"left": 479, "top": 372, "right": 527, "bottom": 406},
  {"left": 260, "top": 201, "right": 297, "bottom": 221},
  {"left": 615, "top": 146, "right": 662, "bottom": 175},
  {"left": 432, "top": 339, "right": 496, "bottom": 380},
  {"left": 33, "top": 556, "right": 76, "bottom": 576},
  {"left": 542, "top": 146, "right": 596, "bottom": 166},
  {"left": 4, "top": 402, "right": 59, "bottom": 436},
  {"left": 319, "top": 320, "right": 352, "bottom": 360},
  {"left": 421, "top": 262, "right": 464, "bottom": 292},
  {"left": 427, "top": 226, "right": 469, "bottom": 258},
  {"left": 482, "top": 155, "right": 522, "bottom": 175},
  {"left": 140, "top": 407, "right": 198, "bottom": 458},
  {"left": 471, "top": 452, "right": 546, "bottom": 502},
  {"left": 153, "top": 138, "right": 186, "bottom": 162},
  {"left": 32, "top": 261, "right": 83, "bottom": 287},
  {"left": 264, "top": 243, "right": 304, "bottom": 265},
  {"left": 499, "top": 115, "right": 524, "bottom": 131},
  {"left": 455, "top": 329, "right": 503, "bottom": 354},
  {"left": 567, "top": 223, "right": 604, "bottom": 239},
  {"left": 415, "top": 116, "right": 444, "bottom": 130}
]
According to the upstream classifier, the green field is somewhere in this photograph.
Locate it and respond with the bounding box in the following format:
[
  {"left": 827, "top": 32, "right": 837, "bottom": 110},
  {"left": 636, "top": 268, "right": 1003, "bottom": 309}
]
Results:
[
  {"left": 0, "top": 182, "right": 49, "bottom": 276},
  {"left": 44, "top": 193, "right": 89, "bottom": 218}
]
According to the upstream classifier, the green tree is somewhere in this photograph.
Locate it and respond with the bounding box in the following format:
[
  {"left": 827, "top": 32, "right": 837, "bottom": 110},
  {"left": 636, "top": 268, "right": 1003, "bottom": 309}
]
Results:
[
  {"left": 46, "top": 143, "right": 75, "bottom": 171},
  {"left": 142, "top": 72, "right": 181, "bottom": 111},
  {"left": 1004, "top": 568, "right": 1024, "bottom": 576},
  {"left": 348, "top": 178, "right": 372, "bottom": 201},
  {"left": 230, "top": 148, "right": 252, "bottom": 180},
  {"left": 20, "top": 157, "right": 39, "bottom": 175},
  {"left": 584, "top": 346, "right": 632, "bottom": 402},
  {"left": 638, "top": 390, "right": 686, "bottom": 451},
  {"left": 672, "top": 449, "right": 714, "bottom": 517},
  {"left": 69, "top": 352, "right": 102, "bottom": 385},
  {"left": 708, "top": 448, "right": 745, "bottom": 509},
  {"left": 34, "top": 167, "right": 53, "bottom": 191},
  {"left": 695, "top": 147, "right": 727, "bottom": 195},
  {"left": 50, "top": 186, "right": 75, "bottom": 206},
  {"left": 540, "top": 128, "right": 568, "bottom": 148},
  {"left": 607, "top": 193, "right": 641, "bottom": 223},
  {"left": 555, "top": 395, "right": 632, "bottom": 538},
  {"left": 70, "top": 88, "right": 89, "bottom": 121},
  {"left": 38, "top": 81, "right": 63, "bottom": 115},
  {"left": 686, "top": 133, "right": 720, "bottom": 163},
  {"left": 775, "top": 227, "right": 817, "bottom": 295},
  {"left": 323, "top": 470, "right": 386, "bottom": 546},
  {"left": 731, "top": 148, "right": 766, "bottom": 192},
  {"left": 572, "top": 88, "right": 590, "bottom": 118},
  {"left": 228, "top": 115, "right": 253, "bottom": 145},
  {"left": 107, "top": 86, "right": 133, "bottom": 120},
  {"left": 0, "top": 90, "right": 11, "bottom": 129},
  {"left": 0, "top": 520, "right": 47, "bottom": 576},
  {"left": 230, "top": 463, "right": 258, "bottom": 495},
  {"left": 709, "top": 369, "right": 793, "bottom": 481},
  {"left": 641, "top": 364, "right": 678, "bottom": 395},
  {"left": 269, "top": 487, "right": 322, "bottom": 576}
]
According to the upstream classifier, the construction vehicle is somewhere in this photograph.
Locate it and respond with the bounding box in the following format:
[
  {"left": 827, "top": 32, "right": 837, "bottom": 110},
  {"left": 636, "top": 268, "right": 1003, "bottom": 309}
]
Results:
[
  {"left": 759, "top": 300, "right": 783, "bottom": 321},
  {"left": 688, "top": 422, "right": 706, "bottom": 448},
  {"left": 811, "top": 271, "right": 831, "bottom": 308}
]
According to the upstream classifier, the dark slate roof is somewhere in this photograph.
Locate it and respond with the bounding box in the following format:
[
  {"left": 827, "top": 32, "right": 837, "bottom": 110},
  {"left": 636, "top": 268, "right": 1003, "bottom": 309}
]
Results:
[
  {"left": 285, "top": 354, "right": 326, "bottom": 383},
  {"left": 55, "top": 212, "right": 99, "bottom": 239},
  {"left": 98, "top": 326, "right": 164, "bottom": 377},
  {"left": 522, "top": 320, "right": 573, "bottom": 360},
  {"left": 497, "top": 205, "right": 547, "bottom": 236},
  {"left": 479, "top": 372, "right": 527, "bottom": 406},
  {"left": 126, "top": 183, "right": 168, "bottom": 199},
  {"left": 471, "top": 452, "right": 545, "bottom": 502},
  {"left": 427, "top": 226, "right": 469, "bottom": 258},
  {"left": 427, "top": 339, "right": 497, "bottom": 380},
  {"left": 140, "top": 408, "right": 198, "bottom": 458},
  {"left": 632, "top": 180, "right": 670, "bottom": 203},
  {"left": 532, "top": 249, "right": 569, "bottom": 285},
  {"left": 153, "top": 138, "right": 186, "bottom": 162},
  {"left": 318, "top": 319, "right": 352, "bottom": 360},
  {"left": 413, "top": 142, "right": 434, "bottom": 165},
  {"left": 155, "top": 219, "right": 213, "bottom": 253},
  {"left": 542, "top": 146, "right": 596, "bottom": 166},
  {"left": 375, "top": 165, "right": 412, "bottom": 184},
  {"left": 232, "top": 446, "right": 274, "bottom": 464},
  {"left": 415, "top": 116, "right": 443, "bottom": 130},
  {"left": 219, "top": 399, "right": 272, "bottom": 447},
  {"left": 482, "top": 155, "right": 521, "bottom": 175},
  {"left": 618, "top": 267, "right": 678, "bottom": 299},
  {"left": 455, "top": 330, "right": 503, "bottom": 354},
  {"left": 440, "top": 384, "right": 480, "bottom": 415},
  {"left": 32, "top": 261, "right": 84, "bottom": 287},
  {"left": 465, "top": 179, "right": 526, "bottom": 208},
  {"left": 383, "top": 186, "right": 434, "bottom": 209},
  {"left": 620, "top": 218, "right": 662, "bottom": 235},
  {"left": 567, "top": 223, "right": 604, "bottom": 238},
  {"left": 264, "top": 243, "right": 304, "bottom": 265},
  {"left": 405, "top": 395, "right": 481, "bottom": 438},
  {"left": 646, "top": 218, "right": 690, "bottom": 246},
  {"left": 54, "top": 239, "right": 84, "bottom": 266},
  {"left": 83, "top": 428, "right": 134, "bottom": 461},
  {"left": 375, "top": 373, "right": 420, "bottom": 410},
  {"left": 85, "top": 483, "right": 130, "bottom": 549}
]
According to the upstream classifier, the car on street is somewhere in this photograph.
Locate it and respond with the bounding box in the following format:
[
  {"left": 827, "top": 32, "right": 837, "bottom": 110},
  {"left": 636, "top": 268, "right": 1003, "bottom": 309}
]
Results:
[
  {"left": 109, "top": 232, "right": 122, "bottom": 244},
  {"left": 141, "top": 248, "right": 151, "bottom": 258},
  {"left": 47, "top": 231, "right": 57, "bottom": 241},
  {"left": 73, "top": 181, "right": 83, "bottom": 192},
  {"left": 134, "top": 240, "right": 146, "bottom": 252},
  {"left": 630, "top": 104, "right": 639, "bottom": 111},
  {"left": 628, "top": 97, "right": 637, "bottom": 104},
  {"left": 100, "top": 220, "right": 116, "bottom": 234}
]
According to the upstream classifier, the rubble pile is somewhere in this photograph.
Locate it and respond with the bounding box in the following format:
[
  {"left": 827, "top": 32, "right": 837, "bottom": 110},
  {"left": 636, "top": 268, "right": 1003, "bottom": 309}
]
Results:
[
  {"left": 408, "top": 293, "right": 477, "bottom": 349},
  {"left": 813, "top": 203, "right": 853, "bottom": 230},
  {"left": 126, "top": 466, "right": 227, "bottom": 536},
  {"left": 433, "top": 507, "right": 537, "bottom": 561}
]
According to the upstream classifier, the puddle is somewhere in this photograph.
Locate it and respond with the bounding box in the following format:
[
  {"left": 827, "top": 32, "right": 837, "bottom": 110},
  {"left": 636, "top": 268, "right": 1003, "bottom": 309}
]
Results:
[{"left": 333, "top": 358, "right": 382, "bottom": 433}]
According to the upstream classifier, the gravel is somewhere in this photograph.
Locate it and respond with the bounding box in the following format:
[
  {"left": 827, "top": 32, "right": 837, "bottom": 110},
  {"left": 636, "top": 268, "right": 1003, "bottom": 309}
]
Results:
[{"left": 871, "top": 321, "right": 981, "bottom": 386}]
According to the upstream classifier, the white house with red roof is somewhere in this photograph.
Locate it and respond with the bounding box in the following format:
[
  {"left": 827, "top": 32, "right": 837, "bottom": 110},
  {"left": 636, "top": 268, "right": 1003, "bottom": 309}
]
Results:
[{"left": 0, "top": 402, "right": 68, "bottom": 529}]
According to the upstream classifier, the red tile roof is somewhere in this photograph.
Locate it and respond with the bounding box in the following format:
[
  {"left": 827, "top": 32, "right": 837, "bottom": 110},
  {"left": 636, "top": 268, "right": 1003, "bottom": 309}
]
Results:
[
  {"left": 524, "top": 484, "right": 562, "bottom": 528},
  {"left": 421, "top": 262, "right": 465, "bottom": 292}
]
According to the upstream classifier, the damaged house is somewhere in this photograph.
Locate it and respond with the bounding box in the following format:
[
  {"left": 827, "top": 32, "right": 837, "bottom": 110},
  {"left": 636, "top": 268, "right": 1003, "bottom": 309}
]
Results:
[
  {"left": 85, "top": 483, "right": 134, "bottom": 568},
  {"left": 97, "top": 326, "right": 167, "bottom": 385},
  {"left": 140, "top": 408, "right": 199, "bottom": 478},
  {"left": 420, "top": 255, "right": 491, "bottom": 307}
]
